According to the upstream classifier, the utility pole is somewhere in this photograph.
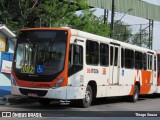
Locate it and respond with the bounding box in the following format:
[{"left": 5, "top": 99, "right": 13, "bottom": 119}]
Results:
[
  {"left": 107, "top": 10, "right": 109, "bottom": 24},
  {"left": 140, "top": 24, "right": 142, "bottom": 47},
  {"left": 151, "top": 20, "right": 154, "bottom": 50},
  {"left": 110, "top": 0, "right": 115, "bottom": 38},
  {"left": 104, "top": 9, "right": 106, "bottom": 24},
  {"left": 104, "top": 9, "right": 109, "bottom": 24},
  {"left": 148, "top": 19, "right": 151, "bottom": 49}
]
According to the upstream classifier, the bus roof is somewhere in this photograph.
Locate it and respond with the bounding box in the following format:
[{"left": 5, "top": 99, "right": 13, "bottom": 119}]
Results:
[
  {"left": 20, "top": 27, "right": 155, "bottom": 54},
  {"left": 70, "top": 28, "right": 155, "bottom": 54}
]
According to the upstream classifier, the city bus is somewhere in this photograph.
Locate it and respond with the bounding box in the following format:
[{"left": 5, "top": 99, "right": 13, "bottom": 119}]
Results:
[{"left": 11, "top": 27, "right": 157, "bottom": 108}]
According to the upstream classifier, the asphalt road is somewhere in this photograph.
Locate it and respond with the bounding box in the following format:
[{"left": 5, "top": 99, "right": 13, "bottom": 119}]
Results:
[{"left": 0, "top": 94, "right": 160, "bottom": 119}]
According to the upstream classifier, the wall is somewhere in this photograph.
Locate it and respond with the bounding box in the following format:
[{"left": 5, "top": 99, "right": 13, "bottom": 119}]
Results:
[{"left": 0, "top": 32, "right": 15, "bottom": 97}]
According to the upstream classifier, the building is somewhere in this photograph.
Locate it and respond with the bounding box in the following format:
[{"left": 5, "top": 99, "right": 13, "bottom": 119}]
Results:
[{"left": 0, "top": 25, "right": 16, "bottom": 97}]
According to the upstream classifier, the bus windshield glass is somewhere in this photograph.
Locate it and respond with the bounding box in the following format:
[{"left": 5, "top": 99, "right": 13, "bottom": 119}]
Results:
[{"left": 14, "top": 30, "right": 68, "bottom": 76}]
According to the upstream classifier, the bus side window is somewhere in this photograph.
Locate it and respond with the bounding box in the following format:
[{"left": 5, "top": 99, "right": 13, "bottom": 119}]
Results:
[
  {"left": 147, "top": 54, "right": 153, "bottom": 70},
  {"left": 158, "top": 55, "right": 160, "bottom": 77},
  {"left": 73, "top": 45, "right": 83, "bottom": 65},
  {"left": 135, "top": 51, "right": 142, "bottom": 70},
  {"left": 110, "top": 46, "right": 113, "bottom": 66},
  {"left": 150, "top": 55, "right": 153, "bottom": 70},
  {"left": 121, "top": 48, "right": 125, "bottom": 68},
  {"left": 147, "top": 54, "right": 152, "bottom": 70},
  {"left": 114, "top": 47, "right": 118, "bottom": 66},
  {"left": 125, "top": 49, "right": 134, "bottom": 69},
  {"left": 100, "top": 43, "right": 109, "bottom": 66},
  {"left": 147, "top": 54, "right": 149, "bottom": 70},
  {"left": 142, "top": 53, "right": 147, "bottom": 70},
  {"left": 69, "top": 44, "right": 83, "bottom": 66},
  {"left": 154, "top": 55, "right": 156, "bottom": 71},
  {"left": 69, "top": 45, "right": 72, "bottom": 68},
  {"left": 68, "top": 44, "right": 83, "bottom": 77},
  {"left": 86, "top": 40, "right": 99, "bottom": 65}
]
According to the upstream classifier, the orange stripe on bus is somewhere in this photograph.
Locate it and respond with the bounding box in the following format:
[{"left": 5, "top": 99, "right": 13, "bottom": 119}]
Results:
[
  {"left": 129, "top": 78, "right": 136, "bottom": 96},
  {"left": 140, "top": 70, "right": 152, "bottom": 94},
  {"left": 129, "top": 70, "right": 152, "bottom": 95},
  {"left": 157, "top": 77, "right": 160, "bottom": 86}
]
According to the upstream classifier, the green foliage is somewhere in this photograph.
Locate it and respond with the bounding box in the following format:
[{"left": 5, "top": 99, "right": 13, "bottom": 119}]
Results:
[
  {"left": 0, "top": 0, "right": 41, "bottom": 33},
  {"left": 130, "top": 30, "right": 149, "bottom": 48},
  {"left": 69, "top": 10, "right": 110, "bottom": 37},
  {"left": 0, "top": 0, "right": 148, "bottom": 47},
  {"left": 0, "top": 0, "right": 110, "bottom": 37},
  {"left": 113, "top": 21, "right": 132, "bottom": 43},
  {"left": 113, "top": 21, "right": 149, "bottom": 48},
  {"left": 38, "top": 0, "right": 81, "bottom": 27}
]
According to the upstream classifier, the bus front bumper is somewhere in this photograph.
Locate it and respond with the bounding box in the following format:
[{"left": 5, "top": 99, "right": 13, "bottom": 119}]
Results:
[{"left": 11, "top": 85, "right": 86, "bottom": 100}]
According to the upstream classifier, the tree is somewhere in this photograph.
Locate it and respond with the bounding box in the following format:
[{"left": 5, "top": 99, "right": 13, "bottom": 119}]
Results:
[
  {"left": 112, "top": 21, "right": 132, "bottom": 43},
  {"left": 68, "top": 11, "right": 110, "bottom": 37},
  {"left": 0, "top": 0, "right": 110, "bottom": 36},
  {"left": 112, "top": 21, "right": 150, "bottom": 48},
  {"left": 37, "top": 0, "right": 88, "bottom": 27},
  {"left": 0, "top": 0, "right": 41, "bottom": 33},
  {"left": 35, "top": 0, "right": 110, "bottom": 37},
  {"left": 130, "top": 29, "right": 149, "bottom": 48}
]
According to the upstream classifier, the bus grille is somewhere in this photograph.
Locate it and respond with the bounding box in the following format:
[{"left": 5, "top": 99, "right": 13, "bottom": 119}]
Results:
[{"left": 19, "top": 88, "right": 48, "bottom": 96}]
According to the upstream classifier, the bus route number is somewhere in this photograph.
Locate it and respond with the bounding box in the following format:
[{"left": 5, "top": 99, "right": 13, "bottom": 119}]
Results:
[{"left": 21, "top": 65, "right": 35, "bottom": 74}]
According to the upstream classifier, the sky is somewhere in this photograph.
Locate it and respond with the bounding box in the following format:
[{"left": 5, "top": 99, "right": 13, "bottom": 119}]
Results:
[{"left": 93, "top": 0, "right": 160, "bottom": 50}]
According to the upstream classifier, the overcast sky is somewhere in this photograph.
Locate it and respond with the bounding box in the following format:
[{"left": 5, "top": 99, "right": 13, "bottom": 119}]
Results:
[{"left": 93, "top": 0, "right": 160, "bottom": 50}]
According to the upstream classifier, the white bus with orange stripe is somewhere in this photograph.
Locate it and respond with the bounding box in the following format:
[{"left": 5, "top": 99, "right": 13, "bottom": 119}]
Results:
[{"left": 11, "top": 28, "right": 157, "bottom": 108}]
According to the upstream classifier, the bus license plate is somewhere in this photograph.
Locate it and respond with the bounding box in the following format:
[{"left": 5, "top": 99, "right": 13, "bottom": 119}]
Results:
[{"left": 28, "top": 93, "right": 38, "bottom": 97}]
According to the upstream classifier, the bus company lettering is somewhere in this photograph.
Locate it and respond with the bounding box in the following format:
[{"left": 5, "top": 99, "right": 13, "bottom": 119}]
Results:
[{"left": 87, "top": 68, "right": 99, "bottom": 74}]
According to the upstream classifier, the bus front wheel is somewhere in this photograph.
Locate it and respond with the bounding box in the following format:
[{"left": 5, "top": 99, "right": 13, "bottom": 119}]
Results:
[{"left": 79, "top": 85, "right": 93, "bottom": 108}]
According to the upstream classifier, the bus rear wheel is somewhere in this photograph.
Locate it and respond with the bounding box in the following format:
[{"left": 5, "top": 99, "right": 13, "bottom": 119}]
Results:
[
  {"left": 130, "top": 85, "right": 139, "bottom": 102},
  {"left": 79, "top": 85, "right": 93, "bottom": 108}
]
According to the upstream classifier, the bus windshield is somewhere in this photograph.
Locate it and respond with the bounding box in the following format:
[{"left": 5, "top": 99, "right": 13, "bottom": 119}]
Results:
[{"left": 13, "top": 30, "right": 68, "bottom": 79}]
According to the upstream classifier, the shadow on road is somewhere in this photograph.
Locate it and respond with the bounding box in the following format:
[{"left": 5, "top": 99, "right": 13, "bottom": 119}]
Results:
[{"left": 4, "top": 94, "right": 160, "bottom": 109}]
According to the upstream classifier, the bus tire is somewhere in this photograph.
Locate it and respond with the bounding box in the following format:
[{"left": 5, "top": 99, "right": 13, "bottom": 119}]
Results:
[
  {"left": 38, "top": 98, "right": 51, "bottom": 106},
  {"left": 131, "top": 85, "right": 139, "bottom": 102},
  {"left": 79, "top": 85, "right": 93, "bottom": 108}
]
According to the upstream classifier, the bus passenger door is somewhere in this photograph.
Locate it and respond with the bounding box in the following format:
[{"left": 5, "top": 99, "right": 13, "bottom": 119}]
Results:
[
  {"left": 109, "top": 44, "right": 120, "bottom": 85},
  {"left": 147, "top": 54, "right": 154, "bottom": 85}
]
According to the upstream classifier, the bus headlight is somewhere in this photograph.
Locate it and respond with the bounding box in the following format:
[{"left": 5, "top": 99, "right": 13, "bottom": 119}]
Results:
[
  {"left": 52, "top": 77, "right": 64, "bottom": 89},
  {"left": 11, "top": 75, "right": 17, "bottom": 86}
]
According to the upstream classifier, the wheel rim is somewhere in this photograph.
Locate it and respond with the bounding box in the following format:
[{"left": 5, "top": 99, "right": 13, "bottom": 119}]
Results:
[
  {"left": 85, "top": 90, "right": 91, "bottom": 104},
  {"left": 134, "top": 92, "right": 138, "bottom": 100},
  {"left": 134, "top": 87, "right": 139, "bottom": 101}
]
